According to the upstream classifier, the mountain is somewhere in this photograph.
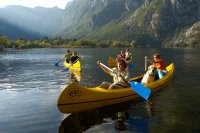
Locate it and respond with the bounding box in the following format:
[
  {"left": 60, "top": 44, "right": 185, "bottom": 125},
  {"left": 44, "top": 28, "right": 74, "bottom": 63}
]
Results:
[
  {"left": 0, "top": 18, "right": 41, "bottom": 39},
  {"left": 57, "top": 0, "right": 200, "bottom": 47},
  {"left": 0, "top": 1, "right": 199, "bottom": 47},
  {"left": 164, "top": 21, "right": 200, "bottom": 47},
  {"left": 0, "top": 5, "right": 64, "bottom": 38}
]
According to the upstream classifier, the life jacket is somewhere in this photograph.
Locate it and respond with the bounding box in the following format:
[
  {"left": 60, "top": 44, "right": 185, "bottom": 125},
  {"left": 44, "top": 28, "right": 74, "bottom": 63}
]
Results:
[
  {"left": 70, "top": 56, "right": 79, "bottom": 63},
  {"left": 153, "top": 59, "right": 166, "bottom": 70},
  {"left": 118, "top": 53, "right": 126, "bottom": 60}
]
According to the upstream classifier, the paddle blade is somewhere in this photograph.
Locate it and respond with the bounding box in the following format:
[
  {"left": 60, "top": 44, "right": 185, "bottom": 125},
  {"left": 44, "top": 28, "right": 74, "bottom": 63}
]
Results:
[
  {"left": 129, "top": 81, "right": 151, "bottom": 100},
  {"left": 62, "top": 68, "right": 69, "bottom": 72},
  {"left": 129, "top": 63, "right": 134, "bottom": 68},
  {"left": 55, "top": 62, "right": 59, "bottom": 67}
]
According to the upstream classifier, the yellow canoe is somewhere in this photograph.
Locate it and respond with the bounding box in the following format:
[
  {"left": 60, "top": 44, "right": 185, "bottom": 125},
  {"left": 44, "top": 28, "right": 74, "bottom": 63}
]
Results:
[
  {"left": 69, "top": 70, "right": 81, "bottom": 82},
  {"left": 64, "top": 60, "right": 81, "bottom": 72},
  {"left": 57, "top": 63, "right": 175, "bottom": 113}
]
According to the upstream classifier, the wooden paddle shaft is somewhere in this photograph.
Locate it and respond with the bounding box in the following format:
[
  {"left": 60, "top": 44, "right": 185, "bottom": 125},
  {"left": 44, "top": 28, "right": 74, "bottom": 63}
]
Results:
[
  {"left": 99, "top": 62, "right": 113, "bottom": 72},
  {"left": 145, "top": 56, "right": 147, "bottom": 71}
]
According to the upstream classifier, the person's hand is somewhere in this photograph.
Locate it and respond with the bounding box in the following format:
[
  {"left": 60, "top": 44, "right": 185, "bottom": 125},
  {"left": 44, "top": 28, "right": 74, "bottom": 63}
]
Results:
[{"left": 97, "top": 60, "right": 101, "bottom": 66}]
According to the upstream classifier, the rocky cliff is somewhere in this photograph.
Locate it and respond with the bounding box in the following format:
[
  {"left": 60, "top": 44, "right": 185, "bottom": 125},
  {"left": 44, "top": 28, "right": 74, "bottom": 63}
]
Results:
[{"left": 57, "top": 0, "right": 200, "bottom": 47}]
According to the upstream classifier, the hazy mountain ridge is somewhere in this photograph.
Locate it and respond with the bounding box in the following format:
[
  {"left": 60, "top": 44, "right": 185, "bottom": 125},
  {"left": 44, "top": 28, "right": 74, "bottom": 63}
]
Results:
[
  {"left": 0, "top": 5, "right": 63, "bottom": 37},
  {"left": 0, "top": 17, "right": 41, "bottom": 39}
]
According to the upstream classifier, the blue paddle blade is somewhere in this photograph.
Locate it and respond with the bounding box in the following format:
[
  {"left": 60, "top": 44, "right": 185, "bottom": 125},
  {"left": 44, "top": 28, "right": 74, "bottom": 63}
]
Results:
[
  {"left": 55, "top": 62, "right": 59, "bottom": 66},
  {"left": 129, "top": 81, "right": 151, "bottom": 100},
  {"left": 62, "top": 68, "right": 69, "bottom": 72},
  {"left": 129, "top": 63, "right": 134, "bottom": 68}
]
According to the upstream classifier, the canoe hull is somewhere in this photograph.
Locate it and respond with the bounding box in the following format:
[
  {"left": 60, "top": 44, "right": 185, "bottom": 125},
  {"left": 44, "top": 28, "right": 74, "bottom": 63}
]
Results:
[
  {"left": 57, "top": 83, "right": 139, "bottom": 113},
  {"left": 69, "top": 70, "right": 81, "bottom": 82},
  {"left": 64, "top": 60, "right": 81, "bottom": 72},
  {"left": 57, "top": 63, "right": 175, "bottom": 113}
]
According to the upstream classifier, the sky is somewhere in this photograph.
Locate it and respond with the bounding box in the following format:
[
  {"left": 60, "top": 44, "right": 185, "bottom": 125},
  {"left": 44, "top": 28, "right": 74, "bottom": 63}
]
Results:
[{"left": 0, "top": 0, "right": 73, "bottom": 9}]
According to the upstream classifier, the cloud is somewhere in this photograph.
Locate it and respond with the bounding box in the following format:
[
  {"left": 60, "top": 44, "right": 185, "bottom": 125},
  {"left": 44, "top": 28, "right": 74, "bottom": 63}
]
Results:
[{"left": 0, "top": 0, "right": 73, "bottom": 9}]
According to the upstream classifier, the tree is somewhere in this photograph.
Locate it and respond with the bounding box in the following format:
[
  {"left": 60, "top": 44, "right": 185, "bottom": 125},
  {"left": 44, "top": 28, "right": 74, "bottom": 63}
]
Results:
[{"left": 0, "top": 35, "right": 8, "bottom": 47}]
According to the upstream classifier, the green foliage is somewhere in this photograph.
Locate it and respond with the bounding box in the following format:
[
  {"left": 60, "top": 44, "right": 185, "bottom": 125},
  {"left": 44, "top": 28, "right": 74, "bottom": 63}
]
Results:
[
  {"left": 0, "top": 34, "right": 137, "bottom": 49},
  {"left": 15, "top": 38, "right": 26, "bottom": 48},
  {"left": 0, "top": 35, "right": 8, "bottom": 46}
]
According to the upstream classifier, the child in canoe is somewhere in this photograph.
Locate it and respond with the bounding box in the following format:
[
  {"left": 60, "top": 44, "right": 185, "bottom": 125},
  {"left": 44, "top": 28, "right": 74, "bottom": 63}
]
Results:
[
  {"left": 63, "top": 50, "right": 72, "bottom": 63},
  {"left": 97, "top": 59, "right": 130, "bottom": 90},
  {"left": 70, "top": 51, "right": 80, "bottom": 64},
  {"left": 117, "top": 49, "right": 133, "bottom": 66},
  {"left": 125, "top": 48, "right": 132, "bottom": 64}
]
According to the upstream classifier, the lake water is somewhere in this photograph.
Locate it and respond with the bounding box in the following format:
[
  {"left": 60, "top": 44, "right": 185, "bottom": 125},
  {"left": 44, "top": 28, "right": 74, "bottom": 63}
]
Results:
[{"left": 0, "top": 48, "right": 199, "bottom": 133}]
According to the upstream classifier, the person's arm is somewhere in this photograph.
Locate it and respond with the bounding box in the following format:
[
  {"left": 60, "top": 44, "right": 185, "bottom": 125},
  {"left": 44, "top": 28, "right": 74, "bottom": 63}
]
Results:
[
  {"left": 118, "top": 69, "right": 130, "bottom": 85},
  {"left": 119, "top": 74, "right": 130, "bottom": 85},
  {"left": 145, "top": 56, "right": 154, "bottom": 64},
  {"left": 97, "top": 61, "right": 112, "bottom": 74},
  {"left": 61, "top": 55, "right": 67, "bottom": 62},
  {"left": 77, "top": 56, "right": 80, "bottom": 61},
  {"left": 74, "top": 56, "right": 80, "bottom": 62}
]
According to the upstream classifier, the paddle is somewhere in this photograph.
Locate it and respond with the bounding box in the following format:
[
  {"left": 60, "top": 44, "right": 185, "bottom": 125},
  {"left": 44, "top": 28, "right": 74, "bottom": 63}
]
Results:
[
  {"left": 62, "top": 59, "right": 79, "bottom": 72},
  {"left": 55, "top": 59, "right": 63, "bottom": 67},
  {"left": 145, "top": 56, "right": 147, "bottom": 72},
  {"left": 129, "top": 63, "right": 134, "bottom": 68},
  {"left": 62, "top": 63, "right": 74, "bottom": 72},
  {"left": 129, "top": 81, "right": 151, "bottom": 100},
  {"left": 99, "top": 62, "right": 151, "bottom": 100},
  {"left": 62, "top": 67, "right": 70, "bottom": 72}
]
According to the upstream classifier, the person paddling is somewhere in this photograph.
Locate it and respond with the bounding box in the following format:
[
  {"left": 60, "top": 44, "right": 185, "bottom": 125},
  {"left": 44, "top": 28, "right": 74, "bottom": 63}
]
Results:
[
  {"left": 125, "top": 48, "right": 132, "bottom": 64},
  {"left": 63, "top": 50, "right": 72, "bottom": 63},
  {"left": 146, "top": 53, "right": 167, "bottom": 79},
  {"left": 70, "top": 51, "right": 80, "bottom": 64},
  {"left": 117, "top": 50, "right": 126, "bottom": 61},
  {"left": 55, "top": 49, "right": 72, "bottom": 66},
  {"left": 97, "top": 59, "right": 130, "bottom": 90}
]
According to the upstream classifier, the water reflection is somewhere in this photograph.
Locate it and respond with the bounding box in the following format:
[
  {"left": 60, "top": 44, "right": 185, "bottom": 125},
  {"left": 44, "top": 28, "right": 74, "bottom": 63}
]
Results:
[
  {"left": 69, "top": 71, "right": 81, "bottom": 82},
  {"left": 144, "top": 96, "right": 162, "bottom": 118},
  {"left": 58, "top": 101, "right": 154, "bottom": 133},
  {"left": 58, "top": 90, "right": 165, "bottom": 133},
  {"left": 115, "top": 110, "right": 129, "bottom": 131},
  {"left": 63, "top": 70, "right": 81, "bottom": 84},
  {"left": 59, "top": 102, "right": 131, "bottom": 133}
]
